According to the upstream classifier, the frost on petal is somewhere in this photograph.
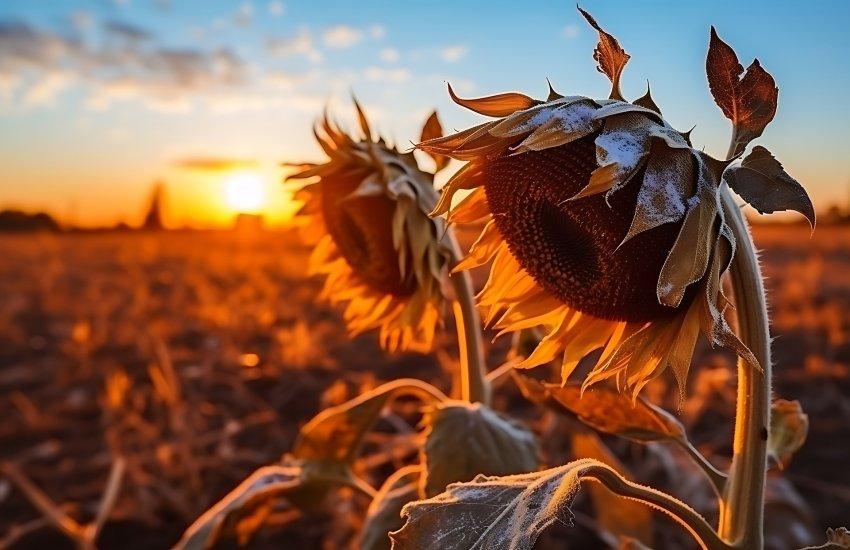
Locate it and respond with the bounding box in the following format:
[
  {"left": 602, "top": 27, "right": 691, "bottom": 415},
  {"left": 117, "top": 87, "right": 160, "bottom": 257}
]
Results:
[
  {"left": 621, "top": 145, "right": 693, "bottom": 244},
  {"left": 593, "top": 114, "right": 651, "bottom": 193},
  {"left": 512, "top": 100, "right": 599, "bottom": 153}
]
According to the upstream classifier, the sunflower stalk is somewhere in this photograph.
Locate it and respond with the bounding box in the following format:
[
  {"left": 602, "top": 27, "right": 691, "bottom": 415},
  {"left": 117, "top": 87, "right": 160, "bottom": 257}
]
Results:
[
  {"left": 445, "top": 230, "right": 491, "bottom": 405},
  {"left": 717, "top": 173, "right": 771, "bottom": 548}
]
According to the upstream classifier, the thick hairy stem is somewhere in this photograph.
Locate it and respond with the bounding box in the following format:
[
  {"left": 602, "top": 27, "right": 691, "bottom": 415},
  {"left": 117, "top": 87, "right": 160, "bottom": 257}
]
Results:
[
  {"left": 717, "top": 187, "right": 771, "bottom": 548},
  {"left": 445, "top": 230, "right": 490, "bottom": 405},
  {"left": 581, "top": 465, "right": 732, "bottom": 550}
]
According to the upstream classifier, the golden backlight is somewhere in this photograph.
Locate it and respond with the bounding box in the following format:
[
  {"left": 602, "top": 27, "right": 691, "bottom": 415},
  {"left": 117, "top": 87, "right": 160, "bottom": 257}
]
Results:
[{"left": 223, "top": 172, "right": 267, "bottom": 213}]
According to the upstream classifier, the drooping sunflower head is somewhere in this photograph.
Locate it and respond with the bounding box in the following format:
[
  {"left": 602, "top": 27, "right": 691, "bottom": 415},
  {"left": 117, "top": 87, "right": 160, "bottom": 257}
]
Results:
[
  {"left": 288, "top": 99, "right": 453, "bottom": 353},
  {"left": 421, "top": 9, "right": 812, "bottom": 398}
]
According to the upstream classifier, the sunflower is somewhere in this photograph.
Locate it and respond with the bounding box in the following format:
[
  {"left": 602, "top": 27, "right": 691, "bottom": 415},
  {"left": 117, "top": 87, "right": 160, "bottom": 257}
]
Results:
[
  {"left": 420, "top": 22, "right": 762, "bottom": 400},
  {"left": 288, "top": 100, "right": 452, "bottom": 353}
]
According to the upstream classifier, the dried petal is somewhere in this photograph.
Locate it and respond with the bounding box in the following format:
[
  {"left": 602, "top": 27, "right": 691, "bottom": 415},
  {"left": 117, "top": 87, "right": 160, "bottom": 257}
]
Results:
[
  {"left": 578, "top": 7, "right": 630, "bottom": 100},
  {"left": 447, "top": 82, "right": 539, "bottom": 117}
]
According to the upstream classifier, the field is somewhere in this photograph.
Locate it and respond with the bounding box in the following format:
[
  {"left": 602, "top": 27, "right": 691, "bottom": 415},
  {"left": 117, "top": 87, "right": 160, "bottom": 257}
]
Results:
[{"left": 0, "top": 225, "right": 848, "bottom": 549}]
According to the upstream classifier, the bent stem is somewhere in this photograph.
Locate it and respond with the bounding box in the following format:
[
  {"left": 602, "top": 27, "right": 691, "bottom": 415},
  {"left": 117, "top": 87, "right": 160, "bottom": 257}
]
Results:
[
  {"left": 674, "top": 437, "right": 727, "bottom": 496},
  {"left": 717, "top": 186, "right": 771, "bottom": 549},
  {"left": 445, "top": 229, "right": 490, "bottom": 405},
  {"left": 581, "top": 464, "right": 732, "bottom": 550}
]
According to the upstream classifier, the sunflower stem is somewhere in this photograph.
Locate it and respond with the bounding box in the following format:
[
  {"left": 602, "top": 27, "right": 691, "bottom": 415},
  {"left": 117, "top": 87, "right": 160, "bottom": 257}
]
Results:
[
  {"left": 717, "top": 186, "right": 771, "bottom": 549},
  {"left": 446, "top": 231, "right": 491, "bottom": 405}
]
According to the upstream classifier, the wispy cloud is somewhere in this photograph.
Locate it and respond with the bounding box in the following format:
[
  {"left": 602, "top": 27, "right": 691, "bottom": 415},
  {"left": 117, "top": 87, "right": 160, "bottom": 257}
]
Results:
[
  {"left": 173, "top": 157, "right": 259, "bottom": 172},
  {"left": 104, "top": 20, "right": 151, "bottom": 41},
  {"left": 440, "top": 45, "right": 468, "bottom": 62},
  {"left": 265, "top": 28, "right": 322, "bottom": 62},
  {"left": 322, "top": 25, "right": 363, "bottom": 49},
  {"left": 562, "top": 24, "right": 579, "bottom": 39},
  {"left": 379, "top": 48, "right": 399, "bottom": 62},
  {"left": 267, "top": 1, "right": 284, "bottom": 17},
  {"left": 363, "top": 66, "right": 410, "bottom": 83}
]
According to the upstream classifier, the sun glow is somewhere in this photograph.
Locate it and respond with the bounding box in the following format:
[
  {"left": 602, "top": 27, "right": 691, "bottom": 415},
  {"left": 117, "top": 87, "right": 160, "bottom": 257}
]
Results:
[{"left": 223, "top": 172, "right": 267, "bottom": 213}]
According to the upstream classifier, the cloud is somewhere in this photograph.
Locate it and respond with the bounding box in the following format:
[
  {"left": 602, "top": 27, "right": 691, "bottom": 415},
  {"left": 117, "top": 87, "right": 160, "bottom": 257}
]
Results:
[
  {"left": 104, "top": 20, "right": 152, "bottom": 41},
  {"left": 379, "top": 48, "right": 399, "bottom": 62},
  {"left": 265, "top": 28, "right": 321, "bottom": 62},
  {"left": 322, "top": 25, "right": 363, "bottom": 49},
  {"left": 440, "top": 45, "right": 468, "bottom": 62},
  {"left": 70, "top": 11, "right": 94, "bottom": 33},
  {"left": 364, "top": 66, "right": 410, "bottom": 83},
  {"left": 264, "top": 69, "right": 313, "bottom": 90},
  {"left": 173, "top": 157, "right": 259, "bottom": 172},
  {"left": 563, "top": 24, "right": 579, "bottom": 39},
  {"left": 268, "top": 1, "right": 284, "bottom": 17},
  {"left": 233, "top": 2, "right": 254, "bottom": 28},
  {"left": 369, "top": 25, "right": 385, "bottom": 39},
  {"left": 0, "top": 19, "right": 253, "bottom": 112}
]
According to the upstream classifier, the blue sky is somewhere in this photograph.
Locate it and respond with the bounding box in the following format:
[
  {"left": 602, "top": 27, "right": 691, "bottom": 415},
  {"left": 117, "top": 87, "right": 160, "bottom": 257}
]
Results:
[{"left": 1, "top": 0, "right": 848, "bottom": 226}]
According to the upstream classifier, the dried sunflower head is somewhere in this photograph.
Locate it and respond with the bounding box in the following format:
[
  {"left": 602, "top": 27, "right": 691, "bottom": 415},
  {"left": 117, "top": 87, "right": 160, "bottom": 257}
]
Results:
[
  {"left": 418, "top": 10, "right": 807, "bottom": 399},
  {"left": 288, "top": 100, "right": 452, "bottom": 353}
]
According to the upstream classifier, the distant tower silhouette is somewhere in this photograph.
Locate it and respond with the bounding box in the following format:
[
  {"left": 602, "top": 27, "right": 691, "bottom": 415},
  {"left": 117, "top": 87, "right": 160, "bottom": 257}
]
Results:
[{"left": 142, "top": 182, "right": 165, "bottom": 230}]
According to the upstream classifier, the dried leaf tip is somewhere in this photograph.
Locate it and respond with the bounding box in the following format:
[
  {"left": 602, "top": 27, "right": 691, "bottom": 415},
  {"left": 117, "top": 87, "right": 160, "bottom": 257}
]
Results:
[
  {"left": 633, "top": 81, "right": 661, "bottom": 115},
  {"left": 578, "top": 5, "right": 630, "bottom": 101},
  {"left": 420, "top": 111, "right": 450, "bottom": 172},
  {"left": 546, "top": 78, "right": 564, "bottom": 101}
]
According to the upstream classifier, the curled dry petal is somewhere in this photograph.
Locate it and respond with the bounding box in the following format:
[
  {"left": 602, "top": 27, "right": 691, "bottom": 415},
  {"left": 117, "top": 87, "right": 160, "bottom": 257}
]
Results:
[
  {"left": 706, "top": 27, "right": 778, "bottom": 156},
  {"left": 578, "top": 6, "right": 630, "bottom": 100},
  {"left": 447, "top": 82, "right": 539, "bottom": 117}
]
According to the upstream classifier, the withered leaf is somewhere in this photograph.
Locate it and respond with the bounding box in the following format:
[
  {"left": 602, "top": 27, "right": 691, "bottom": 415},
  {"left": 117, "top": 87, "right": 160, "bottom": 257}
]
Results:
[
  {"left": 578, "top": 6, "right": 630, "bottom": 101},
  {"left": 359, "top": 466, "right": 422, "bottom": 550},
  {"left": 294, "top": 379, "right": 443, "bottom": 463},
  {"left": 515, "top": 375, "right": 685, "bottom": 443},
  {"left": 801, "top": 527, "right": 850, "bottom": 550},
  {"left": 419, "top": 110, "right": 449, "bottom": 172},
  {"left": 174, "top": 462, "right": 351, "bottom": 550},
  {"left": 571, "top": 431, "right": 654, "bottom": 546},
  {"left": 391, "top": 459, "right": 620, "bottom": 550},
  {"left": 447, "top": 82, "right": 538, "bottom": 117},
  {"left": 420, "top": 401, "right": 538, "bottom": 498},
  {"left": 706, "top": 27, "right": 778, "bottom": 157},
  {"left": 724, "top": 146, "right": 816, "bottom": 228},
  {"left": 768, "top": 399, "right": 809, "bottom": 470}
]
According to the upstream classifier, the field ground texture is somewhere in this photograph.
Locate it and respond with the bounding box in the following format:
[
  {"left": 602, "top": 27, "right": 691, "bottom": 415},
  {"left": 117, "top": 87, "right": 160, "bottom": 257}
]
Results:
[{"left": 1, "top": 225, "right": 848, "bottom": 549}]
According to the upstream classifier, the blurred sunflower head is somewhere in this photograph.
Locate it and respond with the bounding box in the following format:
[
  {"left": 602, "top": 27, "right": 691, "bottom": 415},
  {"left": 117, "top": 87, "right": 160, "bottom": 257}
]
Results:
[
  {"left": 288, "top": 99, "right": 452, "bottom": 353},
  {"left": 420, "top": 11, "right": 765, "bottom": 398}
]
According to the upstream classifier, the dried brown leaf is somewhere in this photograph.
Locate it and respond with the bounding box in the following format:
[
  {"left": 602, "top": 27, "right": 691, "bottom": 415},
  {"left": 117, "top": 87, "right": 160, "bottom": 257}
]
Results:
[
  {"left": 633, "top": 83, "right": 661, "bottom": 115},
  {"left": 578, "top": 6, "right": 630, "bottom": 100},
  {"left": 801, "top": 527, "right": 850, "bottom": 549},
  {"left": 724, "top": 146, "right": 815, "bottom": 227},
  {"left": 294, "top": 379, "right": 444, "bottom": 463},
  {"left": 706, "top": 27, "right": 778, "bottom": 156},
  {"left": 420, "top": 401, "right": 538, "bottom": 497},
  {"left": 514, "top": 374, "right": 685, "bottom": 443},
  {"left": 768, "top": 399, "right": 809, "bottom": 470},
  {"left": 447, "top": 82, "right": 538, "bottom": 117}
]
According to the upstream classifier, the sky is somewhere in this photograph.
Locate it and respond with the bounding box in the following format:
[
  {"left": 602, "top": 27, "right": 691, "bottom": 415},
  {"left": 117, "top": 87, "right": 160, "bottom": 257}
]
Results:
[{"left": 0, "top": 0, "right": 848, "bottom": 228}]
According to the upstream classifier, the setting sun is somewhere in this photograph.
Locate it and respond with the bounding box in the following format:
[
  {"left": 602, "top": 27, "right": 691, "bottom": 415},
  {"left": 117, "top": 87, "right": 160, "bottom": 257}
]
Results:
[{"left": 223, "top": 172, "right": 266, "bottom": 213}]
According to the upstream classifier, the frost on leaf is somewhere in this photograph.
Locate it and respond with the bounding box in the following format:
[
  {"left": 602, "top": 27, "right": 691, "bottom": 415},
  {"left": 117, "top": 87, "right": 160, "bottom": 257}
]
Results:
[
  {"left": 578, "top": 7, "right": 630, "bottom": 101},
  {"left": 420, "top": 401, "right": 538, "bottom": 498},
  {"left": 724, "top": 146, "right": 815, "bottom": 228},
  {"left": 706, "top": 27, "right": 778, "bottom": 156},
  {"left": 391, "top": 459, "right": 612, "bottom": 550}
]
